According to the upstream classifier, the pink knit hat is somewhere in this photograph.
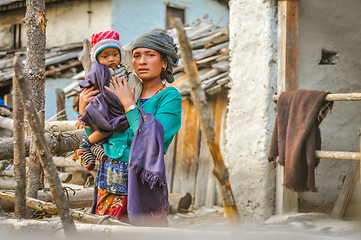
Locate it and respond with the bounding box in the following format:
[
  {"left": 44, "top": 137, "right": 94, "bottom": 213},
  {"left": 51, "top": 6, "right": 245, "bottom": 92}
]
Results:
[{"left": 90, "top": 31, "right": 123, "bottom": 63}]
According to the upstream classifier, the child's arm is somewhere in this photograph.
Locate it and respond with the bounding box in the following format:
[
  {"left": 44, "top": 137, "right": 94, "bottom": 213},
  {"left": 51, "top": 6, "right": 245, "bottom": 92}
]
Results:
[{"left": 88, "top": 130, "right": 106, "bottom": 144}]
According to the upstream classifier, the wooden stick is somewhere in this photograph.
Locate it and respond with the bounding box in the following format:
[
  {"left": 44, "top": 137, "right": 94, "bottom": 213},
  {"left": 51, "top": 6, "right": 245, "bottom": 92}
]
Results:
[
  {"left": 273, "top": 92, "right": 361, "bottom": 102},
  {"left": 12, "top": 75, "right": 26, "bottom": 218},
  {"left": 173, "top": 18, "right": 239, "bottom": 227},
  {"left": 13, "top": 55, "right": 76, "bottom": 233},
  {"left": 45, "top": 61, "right": 81, "bottom": 76},
  {"left": 331, "top": 160, "right": 360, "bottom": 219},
  {"left": 316, "top": 150, "right": 361, "bottom": 161},
  {"left": 0, "top": 192, "right": 129, "bottom": 226}
]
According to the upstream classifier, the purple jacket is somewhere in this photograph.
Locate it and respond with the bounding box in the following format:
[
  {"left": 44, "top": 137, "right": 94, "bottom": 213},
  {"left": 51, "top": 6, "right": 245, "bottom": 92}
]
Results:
[
  {"left": 128, "top": 107, "right": 169, "bottom": 226},
  {"left": 79, "top": 63, "right": 129, "bottom": 137}
]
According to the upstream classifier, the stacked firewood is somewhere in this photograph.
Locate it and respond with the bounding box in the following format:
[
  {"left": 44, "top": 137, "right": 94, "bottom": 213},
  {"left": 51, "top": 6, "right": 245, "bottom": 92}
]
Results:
[
  {"left": 167, "top": 23, "right": 230, "bottom": 97},
  {"left": 0, "top": 43, "right": 82, "bottom": 86}
]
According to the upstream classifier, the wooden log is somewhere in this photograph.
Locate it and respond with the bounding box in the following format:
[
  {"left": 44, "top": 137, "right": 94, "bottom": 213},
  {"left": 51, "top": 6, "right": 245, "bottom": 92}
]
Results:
[
  {"left": 204, "top": 35, "right": 229, "bottom": 49},
  {"left": 0, "top": 192, "right": 129, "bottom": 226},
  {"left": 193, "top": 42, "right": 229, "bottom": 61},
  {"left": 211, "top": 61, "right": 229, "bottom": 72},
  {"left": 45, "top": 61, "right": 81, "bottom": 76},
  {"left": 12, "top": 76, "right": 26, "bottom": 218},
  {"left": 25, "top": 1, "right": 47, "bottom": 216},
  {"left": 0, "top": 177, "right": 16, "bottom": 190},
  {"left": 174, "top": 18, "right": 239, "bottom": 227},
  {"left": 331, "top": 161, "right": 360, "bottom": 219},
  {"left": 205, "top": 85, "right": 222, "bottom": 96},
  {"left": 184, "top": 23, "right": 218, "bottom": 41},
  {"left": 196, "top": 54, "right": 225, "bottom": 65},
  {"left": 55, "top": 88, "right": 67, "bottom": 121},
  {"left": 13, "top": 55, "right": 76, "bottom": 232},
  {"left": 46, "top": 51, "right": 80, "bottom": 66},
  {"left": 0, "top": 115, "right": 13, "bottom": 131},
  {"left": 0, "top": 187, "right": 94, "bottom": 210},
  {"left": 190, "top": 27, "right": 228, "bottom": 49},
  {"left": 45, "top": 120, "right": 77, "bottom": 132},
  {"left": 273, "top": 92, "right": 361, "bottom": 102},
  {"left": 0, "top": 129, "right": 86, "bottom": 160}
]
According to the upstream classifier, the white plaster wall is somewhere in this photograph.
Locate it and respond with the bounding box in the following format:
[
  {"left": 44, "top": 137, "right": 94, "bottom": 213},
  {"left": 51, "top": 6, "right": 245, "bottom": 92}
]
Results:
[
  {"left": 111, "top": 0, "right": 229, "bottom": 45},
  {"left": 298, "top": 0, "right": 361, "bottom": 214},
  {"left": 0, "top": 1, "right": 111, "bottom": 49},
  {"left": 46, "top": 0, "right": 111, "bottom": 48},
  {"left": 226, "top": 0, "right": 278, "bottom": 221}
]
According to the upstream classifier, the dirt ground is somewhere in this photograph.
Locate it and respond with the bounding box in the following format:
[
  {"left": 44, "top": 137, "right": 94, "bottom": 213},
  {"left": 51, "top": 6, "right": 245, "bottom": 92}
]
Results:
[{"left": 0, "top": 207, "right": 360, "bottom": 240}]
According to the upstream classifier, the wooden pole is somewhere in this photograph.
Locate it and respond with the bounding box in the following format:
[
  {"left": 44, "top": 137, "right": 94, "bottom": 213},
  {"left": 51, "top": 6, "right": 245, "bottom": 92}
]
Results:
[
  {"left": 331, "top": 161, "right": 360, "bottom": 219},
  {"left": 13, "top": 55, "right": 76, "bottom": 234},
  {"left": 12, "top": 76, "right": 27, "bottom": 218},
  {"left": 173, "top": 18, "right": 239, "bottom": 227},
  {"left": 25, "top": 0, "right": 47, "bottom": 212},
  {"left": 55, "top": 88, "right": 67, "bottom": 120},
  {"left": 316, "top": 150, "right": 360, "bottom": 161},
  {"left": 276, "top": 0, "right": 300, "bottom": 215}
]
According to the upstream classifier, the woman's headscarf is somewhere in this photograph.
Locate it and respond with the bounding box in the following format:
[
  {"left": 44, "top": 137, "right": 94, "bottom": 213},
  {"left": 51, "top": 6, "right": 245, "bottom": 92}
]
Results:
[{"left": 131, "top": 31, "right": 179, "bottom": 83}]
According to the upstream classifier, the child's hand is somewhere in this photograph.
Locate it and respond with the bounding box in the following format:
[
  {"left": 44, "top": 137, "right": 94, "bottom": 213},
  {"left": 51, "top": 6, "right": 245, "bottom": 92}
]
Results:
[
  {"left": 106, "top": 76, "right": 136, "bottom": 110},
  {"left": 79, "top": 86, "right": 99, "bottom": 114}
]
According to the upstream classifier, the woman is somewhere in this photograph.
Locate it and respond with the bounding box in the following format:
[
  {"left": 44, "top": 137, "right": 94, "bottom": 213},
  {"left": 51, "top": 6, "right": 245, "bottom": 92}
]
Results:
[{"left": 79, "top": 31, "right": 182, "bottom": 226}]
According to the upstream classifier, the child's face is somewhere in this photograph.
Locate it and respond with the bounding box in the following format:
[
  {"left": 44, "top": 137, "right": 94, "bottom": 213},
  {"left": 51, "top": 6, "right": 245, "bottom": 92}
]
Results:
[{"left": 97, "top": 48, "right": 121, "bottom": 69}]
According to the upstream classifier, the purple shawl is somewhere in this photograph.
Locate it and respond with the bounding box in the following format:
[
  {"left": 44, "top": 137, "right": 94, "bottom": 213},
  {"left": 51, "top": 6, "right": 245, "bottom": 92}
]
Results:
[
  {"left": 79, "top": 63, "right": 129, "bottom": 136},
  {"left": 128, "top": 107, "right": 169, "bottom": 226}
]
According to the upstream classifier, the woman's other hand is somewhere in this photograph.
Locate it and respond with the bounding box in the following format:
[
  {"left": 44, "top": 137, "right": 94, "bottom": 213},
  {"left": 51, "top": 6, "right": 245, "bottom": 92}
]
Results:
[
  {"left": 79, "top": 86, "right": 99, "bottom": 115},
  {"left": 105, "top": 76, "right": 136, "bottom": 110}
]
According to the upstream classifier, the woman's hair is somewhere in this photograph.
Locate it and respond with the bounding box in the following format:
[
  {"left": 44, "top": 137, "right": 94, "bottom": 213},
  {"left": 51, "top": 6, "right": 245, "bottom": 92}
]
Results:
[{"left": 131, "top": 31, "right": 178, "bottom": 83}]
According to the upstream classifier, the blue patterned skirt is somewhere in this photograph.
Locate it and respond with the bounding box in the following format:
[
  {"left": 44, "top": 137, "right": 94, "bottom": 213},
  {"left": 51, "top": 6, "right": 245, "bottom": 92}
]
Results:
[{"left": 96, "top": 157, "right": 128, "bottom": 195}]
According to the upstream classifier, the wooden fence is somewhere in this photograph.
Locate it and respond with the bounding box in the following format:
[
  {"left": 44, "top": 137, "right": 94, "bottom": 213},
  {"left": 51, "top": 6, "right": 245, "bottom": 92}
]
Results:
[{"left": 165, "top": 89, "right": 228, "bottom": 208}]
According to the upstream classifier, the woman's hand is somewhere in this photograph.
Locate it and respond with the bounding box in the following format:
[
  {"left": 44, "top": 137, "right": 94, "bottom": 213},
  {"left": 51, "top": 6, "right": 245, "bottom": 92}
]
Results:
[
  {"left": 79, "top": 86, "right": 99, "bottom": 115},
  {"left": 105, "top": 76, "right": 136, "bottom": 110}
]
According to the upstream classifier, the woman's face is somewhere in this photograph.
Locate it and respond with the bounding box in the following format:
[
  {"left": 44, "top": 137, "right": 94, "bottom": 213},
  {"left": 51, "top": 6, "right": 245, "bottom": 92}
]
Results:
[{"left": 132, "top": 47, "right": 167, "bottom": 81}]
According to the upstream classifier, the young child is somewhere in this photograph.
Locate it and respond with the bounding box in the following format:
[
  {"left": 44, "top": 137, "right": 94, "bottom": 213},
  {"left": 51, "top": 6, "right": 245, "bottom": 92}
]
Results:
[{"left": 78, "top": 31, "right": 130, "bottom": 170}]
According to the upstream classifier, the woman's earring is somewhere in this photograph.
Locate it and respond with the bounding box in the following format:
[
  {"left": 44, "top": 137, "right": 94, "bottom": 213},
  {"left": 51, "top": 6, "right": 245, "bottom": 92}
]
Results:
[{"left": 162, "top": 67, "right": 166, "bottom": 72}]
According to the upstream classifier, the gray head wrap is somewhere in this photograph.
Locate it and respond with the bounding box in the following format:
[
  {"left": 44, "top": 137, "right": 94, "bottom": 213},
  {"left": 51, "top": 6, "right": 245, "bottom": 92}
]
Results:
[{"left": 131, "top": 31, "right": 179, "bottom": 83}]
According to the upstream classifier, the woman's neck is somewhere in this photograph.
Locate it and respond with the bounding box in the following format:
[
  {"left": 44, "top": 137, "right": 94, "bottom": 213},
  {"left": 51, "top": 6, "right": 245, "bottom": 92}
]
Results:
[{"left": 141, "top": 78, "right": 165, "bottom": 99}]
